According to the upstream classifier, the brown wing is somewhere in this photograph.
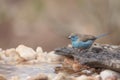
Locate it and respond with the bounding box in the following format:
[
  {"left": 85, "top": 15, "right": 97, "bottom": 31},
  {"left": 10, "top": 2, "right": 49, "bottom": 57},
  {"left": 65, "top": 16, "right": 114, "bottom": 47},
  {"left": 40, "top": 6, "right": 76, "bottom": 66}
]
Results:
[{"left": 78, "top": 34, "right": 96, "bottom": 42}]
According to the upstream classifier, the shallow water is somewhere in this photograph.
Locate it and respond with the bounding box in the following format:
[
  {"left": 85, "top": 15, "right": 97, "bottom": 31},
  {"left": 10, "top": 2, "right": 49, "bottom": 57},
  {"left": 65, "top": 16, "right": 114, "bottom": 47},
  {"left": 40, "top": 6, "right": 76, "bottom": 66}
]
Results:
[{"left": 0, "top": 63, "right": 62, "bottom": 80}]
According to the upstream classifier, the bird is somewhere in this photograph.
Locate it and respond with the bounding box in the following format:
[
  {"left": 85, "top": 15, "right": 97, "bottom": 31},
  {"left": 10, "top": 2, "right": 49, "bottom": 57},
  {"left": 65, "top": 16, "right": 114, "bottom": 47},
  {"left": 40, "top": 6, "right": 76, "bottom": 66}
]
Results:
[{"left": 68, "top": 33, "right": 109, "bottom": 49}]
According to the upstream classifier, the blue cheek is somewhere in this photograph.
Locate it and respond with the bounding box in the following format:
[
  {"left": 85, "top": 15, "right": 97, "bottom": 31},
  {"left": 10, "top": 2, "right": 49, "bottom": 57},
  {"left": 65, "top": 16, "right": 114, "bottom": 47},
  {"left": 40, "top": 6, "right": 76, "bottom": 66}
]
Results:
[
  {"left": 71, "top": 36, "right": 78, "bottom": 41},
  {"left": 71, "top": 38, "right": 76, "bottom": 41}
]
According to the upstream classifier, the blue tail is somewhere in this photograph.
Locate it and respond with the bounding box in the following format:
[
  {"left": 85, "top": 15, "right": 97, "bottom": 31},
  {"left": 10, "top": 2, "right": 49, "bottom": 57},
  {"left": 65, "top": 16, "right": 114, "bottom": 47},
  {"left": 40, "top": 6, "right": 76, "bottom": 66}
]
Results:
[{"left": 96, "top": 33, "right": 110, "bottom": 39}]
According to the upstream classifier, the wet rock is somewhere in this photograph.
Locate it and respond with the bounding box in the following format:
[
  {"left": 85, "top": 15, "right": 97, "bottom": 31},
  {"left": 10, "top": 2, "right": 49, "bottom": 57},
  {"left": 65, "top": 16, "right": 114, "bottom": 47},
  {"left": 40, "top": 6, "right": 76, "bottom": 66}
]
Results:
[
  {"left": 91, "top": 47, "right": 103, "bottom": 53},
  {"left": 16, "top": 45, "right": 37, "bottom": 61},
  {"left": 27, "top": 73, "right": 48, "bottom": 80},
  {"left": 100, "top": 70, "right": 120, "bottom": 80},
  {"left": 55, "top": 43, "right": 120, "bottom": 72}
]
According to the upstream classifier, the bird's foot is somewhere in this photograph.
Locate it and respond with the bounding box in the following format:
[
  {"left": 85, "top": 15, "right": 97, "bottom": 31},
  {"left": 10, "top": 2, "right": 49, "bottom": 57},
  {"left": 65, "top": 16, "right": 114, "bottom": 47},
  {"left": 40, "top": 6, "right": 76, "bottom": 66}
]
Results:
[
  {"left": 76, "top": 48, "right": 87, "bottom": 53},
  {"left": 72, "top": 47, "right": 88, "bottom": 53}
]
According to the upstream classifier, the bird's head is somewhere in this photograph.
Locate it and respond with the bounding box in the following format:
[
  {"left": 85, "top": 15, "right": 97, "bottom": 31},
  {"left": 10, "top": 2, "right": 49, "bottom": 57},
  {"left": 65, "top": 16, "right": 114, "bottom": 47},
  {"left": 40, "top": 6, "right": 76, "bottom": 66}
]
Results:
[{"left": 68, "top": 33, "right": 79, "bottom": 41}]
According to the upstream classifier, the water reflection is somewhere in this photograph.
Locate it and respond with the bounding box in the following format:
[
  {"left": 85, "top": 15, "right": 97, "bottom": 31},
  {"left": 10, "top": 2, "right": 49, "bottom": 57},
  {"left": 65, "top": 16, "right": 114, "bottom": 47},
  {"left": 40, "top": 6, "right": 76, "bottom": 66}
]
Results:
[{"left": 0, "top": 63, "right": 62, "bottom": 80}]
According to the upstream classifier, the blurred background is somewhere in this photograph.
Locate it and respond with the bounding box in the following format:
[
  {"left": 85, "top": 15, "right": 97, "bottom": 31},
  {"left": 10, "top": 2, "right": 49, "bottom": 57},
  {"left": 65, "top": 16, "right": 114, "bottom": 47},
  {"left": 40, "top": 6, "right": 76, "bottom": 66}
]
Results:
[{"left": 0, "top": 0, "right": 120, "bottom": 51}]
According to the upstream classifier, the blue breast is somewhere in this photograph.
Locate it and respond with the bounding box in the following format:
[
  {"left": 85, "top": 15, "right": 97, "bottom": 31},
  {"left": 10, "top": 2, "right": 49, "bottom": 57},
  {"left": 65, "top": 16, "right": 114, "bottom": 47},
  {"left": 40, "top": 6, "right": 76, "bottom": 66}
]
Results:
[{"left": 72, "top": 40, "right": 93, "bottom": 49}]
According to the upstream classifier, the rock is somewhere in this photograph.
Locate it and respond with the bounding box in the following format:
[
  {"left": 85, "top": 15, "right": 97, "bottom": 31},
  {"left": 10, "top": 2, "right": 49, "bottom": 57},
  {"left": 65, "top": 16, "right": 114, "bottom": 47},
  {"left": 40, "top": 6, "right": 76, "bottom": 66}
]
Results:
[
  {"left": 10, "top": 76, "right": 20, "bottom": 80},
  {"left": 53, "top": 72, "right": 68, "bottom": 80},
  {"left": 110, "top": 45, "right": 119, "bottom": 49},
  {"left": 94, "top": 75, "right": 101, "bottom": 80},
  {"left": 68, "top": 44, "right": 72, "bottom": 47},
  {"left": 20, "top": 60, "right": 39, "bottom": 64},
  {"left": 36, "top": 47, "right": 43, "bottom": 53},
  {"left": 36, "top": 51, "right": 48, "bottom": 62},
  {"left": 47, "top": 74, "right": 55, "bottom": 80},
  {"left": 0, "top": 50, "right": 6, "bottom": 60},
  {"left": 72, "top": 61, "right": 82, "bottom": 72},
  {"left": 16, "top": 45, "right": 37, "bottom": 60},
  {"left": 47, "top": 51, "right": 64, "bottom": 63},
  {"left": 75, "top": 75, "right": 89, "bottom": 80},
  {"left": 36, "top": 47, "right": 50, "bottom": 62},
  {"left": 74, "top": 75, "right": 100, "bottom": 80},
  {"left": 27, "top": 73, "right": 48, "bottom": 80},
  {"left": 5, "top": 48, "right": 24, "bottom": 64},
  {"left": 81, "top": 70, "right": 92, "bottom": 74},
  {"left": 55, "top": 43, "right": 120, "bottom": 72},
  {"left": 100, "top": 70, "right": 120, "bottom": 80},
  {"left": 63, "top": 57, "right": 74, "bottom": 66},
  {"left": 0, "top": 74, "right": 6, "bottom": 80}
]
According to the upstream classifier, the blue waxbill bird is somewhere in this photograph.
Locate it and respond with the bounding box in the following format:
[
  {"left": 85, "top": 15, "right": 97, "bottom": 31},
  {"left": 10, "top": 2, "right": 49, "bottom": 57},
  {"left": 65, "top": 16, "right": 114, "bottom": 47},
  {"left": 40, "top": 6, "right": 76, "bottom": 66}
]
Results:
[{"left": 68, "top": 33, "right": 109, "bottom": 49}]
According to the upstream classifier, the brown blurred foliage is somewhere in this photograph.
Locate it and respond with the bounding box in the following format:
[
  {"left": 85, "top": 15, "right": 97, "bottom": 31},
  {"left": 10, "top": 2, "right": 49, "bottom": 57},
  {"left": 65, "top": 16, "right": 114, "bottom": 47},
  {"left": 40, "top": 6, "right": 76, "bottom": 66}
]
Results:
[{"left": 0, "top": 0, "right": 120, "bottom": 51}]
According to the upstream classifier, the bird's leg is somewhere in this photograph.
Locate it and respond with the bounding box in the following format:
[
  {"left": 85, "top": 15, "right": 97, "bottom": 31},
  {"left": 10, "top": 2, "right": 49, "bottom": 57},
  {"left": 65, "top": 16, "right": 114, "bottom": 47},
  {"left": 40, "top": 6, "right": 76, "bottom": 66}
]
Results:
[
  {"left": 81, "top": 49, "right": 88, "bottom": 53},
  {"left": 72, "top": 47, "right": 87, "bottom": 53},
  {"left": 78, "top": 48, "right": 85, "bottom": 52}
]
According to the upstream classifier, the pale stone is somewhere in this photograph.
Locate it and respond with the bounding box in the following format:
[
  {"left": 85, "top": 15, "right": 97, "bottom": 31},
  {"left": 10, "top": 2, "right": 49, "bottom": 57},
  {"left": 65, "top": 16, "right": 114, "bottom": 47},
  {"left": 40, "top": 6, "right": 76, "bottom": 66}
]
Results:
[
  {"left": 22, "top": 60, "right": 38, "bottom": 64},
  {"left": 5, "top": 48, "right": 24, "bottom": 64},
  {"left": 36, "top": 47, "right": 43, "bottom": 53},
  {"left": 64, "top": 57, "right": 74, "bottom": 66},
  {"left": 72, "top": 61, "right": 81, "bottom": 72},
  {"left": 47, "top": 74, "right": 56, "bottom": 80},
  {"left": 0, "top": 50, "right": 6, "bottom": 60},
  {"left": 47, "top": 51, "right": 64, "bottom": 63},
  {"left": 0, "top": 74, "right": 6, "bottom": 80},
  {"left": 36, "top": 51, "right": 48, "bottom": 62},
  {"left": 16, "top": 45, "right": 37, "bottom": 60},
  {"left": 36, "top": 47, "right": 47, "bottom": 62},
  {"left": 68, "top": 44, "right": 72, "bottom": 47},
  {"left": 111, "top": 45, "right": 119, "bottom": 49},
  {"left": 94, "top": 75, "right": 101, "bottom": 80},
  {"left": 0, "top": 50, "right": 19, "bottom": 64},
  {"left": 100, "top": 70, "right": 120, "bottom": 80},
  {"left": 81, "top": 70, "right": 92, "bottom": 74},
  {"left": 53, "top": 72, "right": 68, "bottom": 80},
  {"left": 0, "top": 54, "right": 10, "bottom": 64},
  {"left": 75, "top": 75, "right": 89, "bottom": 80},
  {"left": 10, "top": 76, "right": 20, "bottom": 80},
  {"left": 75, "top": 75, "right": 98, "bottom": 80},
  {"left": 27, "top": 73, "right": 48, "bottom": 80}
]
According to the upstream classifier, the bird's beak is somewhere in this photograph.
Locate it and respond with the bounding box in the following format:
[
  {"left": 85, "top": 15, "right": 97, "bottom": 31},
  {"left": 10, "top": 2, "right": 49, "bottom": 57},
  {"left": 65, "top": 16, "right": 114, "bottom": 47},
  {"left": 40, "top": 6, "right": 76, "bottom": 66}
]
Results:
[{"left": 68, "top": 35, "right": 71, "bottom": 39}]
